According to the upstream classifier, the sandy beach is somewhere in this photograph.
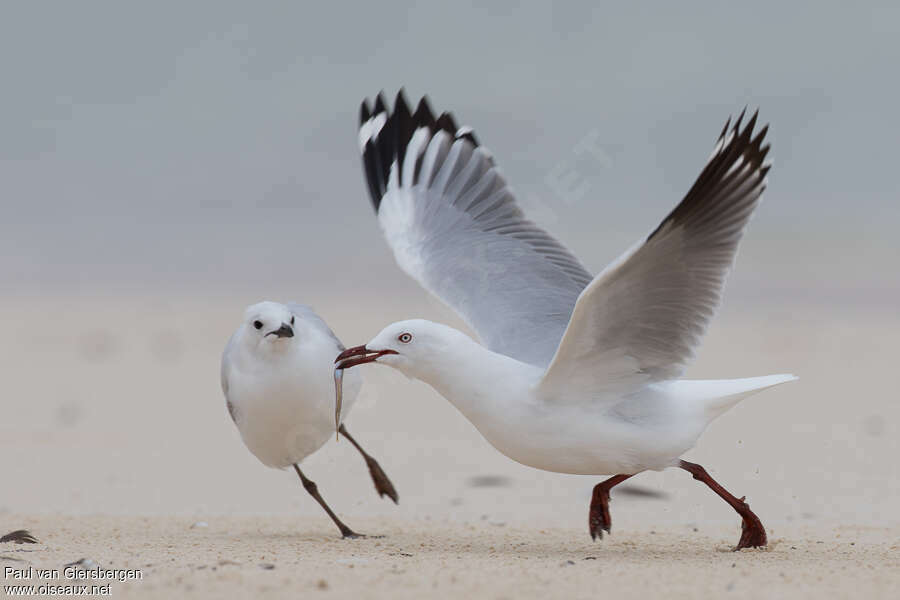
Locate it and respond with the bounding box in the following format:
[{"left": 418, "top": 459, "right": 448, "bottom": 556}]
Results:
[
  {"left": 3, "top": 516, "right": 898, "bottom": 599},
  {"left": 3, "top": 2, "right": 899, "bottom": 597},
  {"left": 2, "top": 291, "right": 898, "bottom": 598}
]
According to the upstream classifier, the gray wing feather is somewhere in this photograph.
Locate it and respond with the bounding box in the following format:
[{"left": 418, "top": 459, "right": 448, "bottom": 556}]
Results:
[
  {"left": 360, "top": 92, "right": 592, "bottom": 367},
  {"left": 539, "top": 111, "right": 771, "bottom": 399},
  {"left": 285, "top": 302, "right": 345, "bottom": 350}
]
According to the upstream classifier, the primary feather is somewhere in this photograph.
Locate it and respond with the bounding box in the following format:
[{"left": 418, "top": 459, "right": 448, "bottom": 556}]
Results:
[
  {"left": 538, "top": 111, "right": 771, "bottom": 400},
  {"left": 359, "top": 91, "right": 591, "bottom": 368}
]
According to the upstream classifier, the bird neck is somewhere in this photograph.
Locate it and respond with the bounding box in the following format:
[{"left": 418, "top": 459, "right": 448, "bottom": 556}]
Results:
[{"left": 411, "top": 335, "right": 542, "bottom": 426}]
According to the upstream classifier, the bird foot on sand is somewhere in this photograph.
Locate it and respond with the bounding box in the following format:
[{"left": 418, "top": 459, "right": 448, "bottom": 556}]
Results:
[
  {"left": 733, "top": 516, "right": 767, "bottom": 551},
  {"left": 341, "top": 532, "right": 385, "bottom": 540},
  {"left": 588, "top": 495, "right": 612, "bottom": 541}
]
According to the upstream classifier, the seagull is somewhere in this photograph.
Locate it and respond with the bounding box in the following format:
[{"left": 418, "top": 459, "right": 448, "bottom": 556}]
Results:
[
  {"left": 336, "top": 91, "right": 797, "bottom": 550},
  {"left": 221, "top": 301, "right": 398, "bottom": 538}
]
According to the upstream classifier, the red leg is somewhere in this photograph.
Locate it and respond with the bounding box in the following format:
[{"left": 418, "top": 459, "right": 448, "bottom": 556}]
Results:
[
  {"left": 588, "top": 473, "right": 633, "bottom": 540},
  {"left": 678, "top": 460, "right": 767, "bottom": 550},
  {"left": 339, "top": 424, "right": 399, "bottom": 504}
]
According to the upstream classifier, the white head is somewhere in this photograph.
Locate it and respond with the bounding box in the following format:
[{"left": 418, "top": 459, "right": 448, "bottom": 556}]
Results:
[
  {"left": 235, "top": 301, "right": 299, "bottom": 354},
  {"left": 334, "top": 319, "right": 473, "bottom": 379}
]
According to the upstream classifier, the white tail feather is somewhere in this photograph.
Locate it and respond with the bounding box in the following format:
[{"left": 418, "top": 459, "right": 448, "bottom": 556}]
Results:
[{"left": 669, "top": 374, "right": 798, "bottom": 419}]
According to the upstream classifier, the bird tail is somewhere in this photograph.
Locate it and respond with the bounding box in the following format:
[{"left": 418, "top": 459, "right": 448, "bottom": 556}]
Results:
[{"left": 670, "top": 374, "right": 798, "bottom": 420}]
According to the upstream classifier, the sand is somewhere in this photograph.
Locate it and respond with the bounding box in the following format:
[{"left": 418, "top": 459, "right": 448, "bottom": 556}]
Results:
[
  {"left": 3, "top": 516, "right": 898, "bottom": 599},
  {"left": 2, "top": 290, "right": 898, "bottom": 598}
]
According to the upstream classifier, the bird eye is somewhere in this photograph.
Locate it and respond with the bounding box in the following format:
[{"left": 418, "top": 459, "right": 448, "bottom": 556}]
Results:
[
  {"left": 398, "top": 333, "right": 412, "bottom": 343},
  {"left": 253, "top": 320, "right": 263, "bottom": 330},
  {"left": 290, "top": 316, "right": 295, "bottom": 325}
]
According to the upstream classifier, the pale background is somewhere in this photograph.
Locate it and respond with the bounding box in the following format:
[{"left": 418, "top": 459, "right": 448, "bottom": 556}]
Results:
[{"left": 1, "top": 2, "right": 898, "bottom": 598}]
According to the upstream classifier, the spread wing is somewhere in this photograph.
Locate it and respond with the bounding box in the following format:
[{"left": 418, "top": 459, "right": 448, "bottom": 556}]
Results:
[
  {"left": 537, "top": 111, "right": 771, "bottom": 400},
  {"left": 358, "top": 91, "right": 592, "bottom": 367}
]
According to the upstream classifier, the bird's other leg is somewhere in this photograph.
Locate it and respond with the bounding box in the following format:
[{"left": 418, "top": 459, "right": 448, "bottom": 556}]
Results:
[
  {"left": 339, "top": 424, "right": 399, "bottom": 504},
  {"left": 589, "top": 473, "right": 634, "bottom": 540},
  {"left": 678, "top": 460, "right": 767, "bottom": 550},
  {"left": 292, "top": 464, "right": 362, "bottom": 539}
]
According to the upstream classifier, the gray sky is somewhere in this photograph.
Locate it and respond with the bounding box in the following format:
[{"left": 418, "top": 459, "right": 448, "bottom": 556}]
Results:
[{"left": 2, "top": 1, "right": 897, "bottom": 300}]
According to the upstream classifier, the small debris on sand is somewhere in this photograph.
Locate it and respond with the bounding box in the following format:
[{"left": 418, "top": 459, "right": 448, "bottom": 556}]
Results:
[
  {"left": 64, "top": 558, "right": 98, "bottom": 570},
  {"left": 0, "top": 530, "right": 38, "bottom": 544}
]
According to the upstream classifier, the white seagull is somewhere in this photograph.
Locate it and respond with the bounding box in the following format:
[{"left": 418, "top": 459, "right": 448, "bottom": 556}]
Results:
[
  {"left": 221, "top": 301, "right": 398, "bottom": 538},
  {"left": 336, "top": 92, "right": 796, "bottom": 550}
]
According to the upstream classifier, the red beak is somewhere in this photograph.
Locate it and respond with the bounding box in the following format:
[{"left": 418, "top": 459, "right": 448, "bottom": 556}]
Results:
[{"left": 334, "top": 344, "right": 398, "bottom": 369}]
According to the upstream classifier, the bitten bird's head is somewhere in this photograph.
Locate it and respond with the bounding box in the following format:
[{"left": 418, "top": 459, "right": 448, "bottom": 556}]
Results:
[{"left": 240, "top": 301, "right": 296, "bottom": 351}]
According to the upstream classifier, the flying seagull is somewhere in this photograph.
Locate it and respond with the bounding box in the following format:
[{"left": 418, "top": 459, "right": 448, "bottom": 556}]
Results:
[
  {"left": 336, "top": 91, "right": 796, "bottom": 550},
  {"left": 222, "top": 301, "right": 398, "bottom": 538}
]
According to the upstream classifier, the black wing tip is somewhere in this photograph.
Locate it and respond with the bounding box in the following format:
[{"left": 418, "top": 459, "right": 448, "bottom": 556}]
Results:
[
  {"left": 435, "top": 112, "right": 458, "bottom": 136},
  {"left": 373, "top": 92, "right": 387, "bottom": 114},
  {"left": 648, "top": 109, "right": 771, "bottom": 242},
  {"left": 413, "top": 96, "right": 435, "bottom": 123},
  {"left": 394, "top": 88, "right": 410, "bottom": 113},
  {"left": 718, "top": 116, "right": 732, "bottom": 140},
  {"left": 456, "top": 126, "right": 480, "bottom": 147},
  {"left": 1, "top": 530, "right": 38, "bottom": 544},
  {"left": 359, "top": 90, "right": 483, "bottom": 213},
  {"left": 359, "top": 100, "right": 372, "bottom": 125},
  {"left": 358, "top": 90, "right": 480, "bottom": 142},
  {"left": 717, "top": 106, "right": 764, "bottom": 142},
  {"left": 717, "top": 106, "right": 769, "bottom": 160}
]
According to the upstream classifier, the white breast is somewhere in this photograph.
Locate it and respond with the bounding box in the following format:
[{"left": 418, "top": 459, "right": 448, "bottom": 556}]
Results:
[{"left": 227, "top": 342, "right": 361, "bottom": 469}]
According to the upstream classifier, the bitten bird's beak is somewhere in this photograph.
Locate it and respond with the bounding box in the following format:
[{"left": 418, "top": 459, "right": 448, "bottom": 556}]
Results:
[
  {"left": 267, "top": 323, "right": 294, "bottom": 338},
  {"left": 334, "top": 344, "right": 397, "bottom": 369}
]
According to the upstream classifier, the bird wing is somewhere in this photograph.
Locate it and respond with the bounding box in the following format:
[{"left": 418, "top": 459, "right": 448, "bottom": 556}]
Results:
[
  {"left": 220, "top": 331, "right": 238, "bottom": 422},
  {"left": 537, "top": 111, "right": 770, "bottom": 401},
  {"left": 358, "top": 91, "right": 592, "bottom": 367},
  {"left": 285, "top": 302, "right": 346, "bottom": 351}
]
